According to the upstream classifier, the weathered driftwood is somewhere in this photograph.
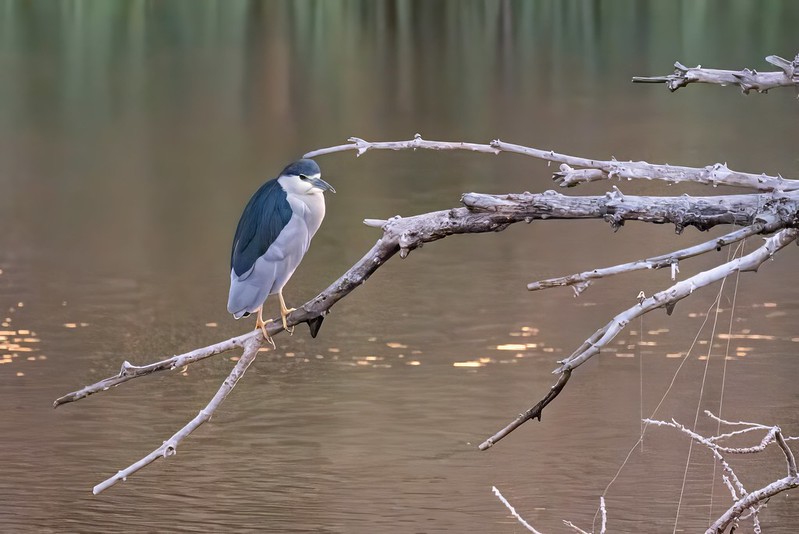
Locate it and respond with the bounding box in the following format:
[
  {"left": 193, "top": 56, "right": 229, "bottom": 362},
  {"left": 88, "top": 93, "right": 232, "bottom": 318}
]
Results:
[
  {"left": 55, "top": 137, "right": 799, "bottom": 494},
  {"left": 304, "top": 134, "right": 799, "bottom": 191},
  {"left": 633, "top": 53, "right": 799, "bottom": 94}
]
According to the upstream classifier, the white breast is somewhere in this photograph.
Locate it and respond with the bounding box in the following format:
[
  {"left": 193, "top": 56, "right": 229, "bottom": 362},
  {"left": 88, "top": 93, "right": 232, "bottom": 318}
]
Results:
[{"left": 287, "top": 191, "right": 326, "bottom": 238}]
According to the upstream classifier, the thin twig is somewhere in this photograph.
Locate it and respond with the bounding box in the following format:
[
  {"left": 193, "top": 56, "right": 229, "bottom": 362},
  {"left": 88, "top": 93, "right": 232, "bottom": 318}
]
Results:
[
  {"left": 479, "top": 370, "right": 571, "bottom": 450},
  {"left": 704, "top": 409, "right": 770, "bottom": 428},
  {"left": 599, "top": 496, "right": 607, "bottom": 534},
  {"left": 775, "top": 431, "right": 798, "bottom": 478},
  {"left": 527, "top": 218, "right": 777, "bottom": 294},
  {"left": 562, "top": 521, "right": 591, "bottom": 534},
  {"left": 93, "top": 336, "right": 262, "bottom": 494},
  {"left": 491, "top": 486, "right": 543, "bottom": 534}
]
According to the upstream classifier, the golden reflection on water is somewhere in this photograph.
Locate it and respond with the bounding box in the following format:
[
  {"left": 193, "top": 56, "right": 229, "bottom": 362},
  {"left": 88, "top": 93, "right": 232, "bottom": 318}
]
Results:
[
  {"left": 448, "top": 325, "right": 556, "bottom": 370},
  {"left": 0, "top": 307, "right": 44, "bottom": 374}
]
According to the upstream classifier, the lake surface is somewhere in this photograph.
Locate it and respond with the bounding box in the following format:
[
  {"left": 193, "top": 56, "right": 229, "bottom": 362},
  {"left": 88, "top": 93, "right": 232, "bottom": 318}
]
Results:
[{"left": 1, "top": 1, "right": 798, "bottom": 532}]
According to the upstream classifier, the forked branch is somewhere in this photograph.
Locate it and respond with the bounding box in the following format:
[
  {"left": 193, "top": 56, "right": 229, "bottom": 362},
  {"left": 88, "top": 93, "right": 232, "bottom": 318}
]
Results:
[{"left": 92, "top": 335, "right": 262, "bottom": 494}]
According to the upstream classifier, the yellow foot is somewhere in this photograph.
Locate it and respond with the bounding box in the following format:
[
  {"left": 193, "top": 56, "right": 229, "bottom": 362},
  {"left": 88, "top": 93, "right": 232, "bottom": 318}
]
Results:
[
  {"left": 255, "top": 312, "right": 276, "bottom": 349},
  {"left": 280, "top": 308, "right": 296, "bottom": 335},
  {"left": 277, "top": 291, "right": 296, "bottom": 335}
]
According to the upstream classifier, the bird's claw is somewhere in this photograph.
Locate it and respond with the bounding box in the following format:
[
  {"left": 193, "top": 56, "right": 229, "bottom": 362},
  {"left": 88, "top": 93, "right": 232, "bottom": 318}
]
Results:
[
  {"left": 281, "top": 308, "right": 296, "bottom": 335},
  {"left": 256, "top": 317, "right": 276, "bottom": 349}
]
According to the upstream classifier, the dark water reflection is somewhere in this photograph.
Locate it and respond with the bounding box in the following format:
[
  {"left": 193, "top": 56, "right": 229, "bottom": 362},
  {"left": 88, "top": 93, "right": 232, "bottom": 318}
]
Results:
[{"left": 2, "top": 1, "right": 799, "bottom": 532}]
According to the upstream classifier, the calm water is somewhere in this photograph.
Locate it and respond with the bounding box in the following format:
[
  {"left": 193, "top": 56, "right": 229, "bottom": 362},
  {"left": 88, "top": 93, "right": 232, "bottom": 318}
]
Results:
[{"left": 1, "top": 1, "right": 799, "bottom": 532}]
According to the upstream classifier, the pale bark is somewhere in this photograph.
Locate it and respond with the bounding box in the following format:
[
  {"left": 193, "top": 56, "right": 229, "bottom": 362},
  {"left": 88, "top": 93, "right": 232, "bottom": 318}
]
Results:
[
  {"left": 633, "top": 53, "right": 799, "bottom": 95},
  {"left": 304, "top": 135, "right": 799, "bottom": 191},
  {"left": 527, "top": 218, "right": 778, "bottom": 294}
]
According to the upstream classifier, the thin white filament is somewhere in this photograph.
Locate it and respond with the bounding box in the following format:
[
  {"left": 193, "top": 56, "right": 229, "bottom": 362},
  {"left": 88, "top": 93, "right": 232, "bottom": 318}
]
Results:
[
  {"left": 709, "top": 239, "right": 745, "bottom": 524},
  {"left": 673, "top": 265, "right": 730, "bottom": 533},
  {"left": 595, "top": 291, "right": 721, "bottom": 531}
]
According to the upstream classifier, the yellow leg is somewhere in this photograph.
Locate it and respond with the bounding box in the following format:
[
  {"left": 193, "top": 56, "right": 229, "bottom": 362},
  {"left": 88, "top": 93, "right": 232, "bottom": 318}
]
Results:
[
  {"left": 254, "top": 306, "right": 275, "bottom": 348},
  {"left": 278, "top": 290, "right": 296, "bottom": 334}
]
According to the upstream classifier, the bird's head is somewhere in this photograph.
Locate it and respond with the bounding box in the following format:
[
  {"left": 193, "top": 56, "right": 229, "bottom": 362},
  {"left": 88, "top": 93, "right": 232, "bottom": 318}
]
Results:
[{"left": 278, "top": 159, "right": 336, "bottom": 196}]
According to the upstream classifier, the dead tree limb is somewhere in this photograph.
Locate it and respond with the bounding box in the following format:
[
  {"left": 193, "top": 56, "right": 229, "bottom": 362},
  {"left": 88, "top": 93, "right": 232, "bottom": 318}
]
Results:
[
  {"left": 57, "top": 190, "right": 797, "bottom": 409},
  {"left": 633, "top": 53, "right": 799, "bottom": 95},
  {"left": 56, "top": 137, "right": 799, "bottom": 493},
  {"left": 304, "top": 134, "right": 799, "bottom": 191}
]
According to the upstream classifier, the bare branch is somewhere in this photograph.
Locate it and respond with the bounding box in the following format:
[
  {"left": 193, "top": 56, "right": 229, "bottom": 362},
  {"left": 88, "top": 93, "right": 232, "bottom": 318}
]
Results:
[
  {"left": 480, "top": 230, "right": 798, "bottom": 447},
  {"left": 93, "top": 335, "right": 262, "bottom": 494},
  {"left": 555, "top": 229, "right": 797, "bottom": 373},
  {"left": 303, "top": 134, "right": 798, "bottom": 191},
  {"left": 54, "top": 330, "right": 261, "bottom": 407},
  {"left": 527, "top": 217, "right": 779, "bottom": 294},
  {"left": 562, "top": 521, "right": 591, "bottom": 534},
  {"left": 633, "top": 53, "right": 799, "bottom": 95}
]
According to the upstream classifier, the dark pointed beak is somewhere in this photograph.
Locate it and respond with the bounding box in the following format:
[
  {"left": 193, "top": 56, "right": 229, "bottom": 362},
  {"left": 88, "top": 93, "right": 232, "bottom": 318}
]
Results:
[{"left": 311, "top": 177, "right": 336, "bottom": 193}]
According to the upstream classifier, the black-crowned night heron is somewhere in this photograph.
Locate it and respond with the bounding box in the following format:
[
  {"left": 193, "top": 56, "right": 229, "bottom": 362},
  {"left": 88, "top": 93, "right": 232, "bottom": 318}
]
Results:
[{"left": 228, "top": 159, "right": 335, "bottom": 346}]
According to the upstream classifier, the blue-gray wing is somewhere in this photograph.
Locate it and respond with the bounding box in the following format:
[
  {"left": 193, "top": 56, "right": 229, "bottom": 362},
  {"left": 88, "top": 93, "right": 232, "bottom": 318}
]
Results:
[{"left": 230, "top": 178, "right": 293, "bottom": 278}]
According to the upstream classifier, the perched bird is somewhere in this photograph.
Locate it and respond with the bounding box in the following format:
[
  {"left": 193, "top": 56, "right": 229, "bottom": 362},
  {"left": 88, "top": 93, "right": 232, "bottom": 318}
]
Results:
[{"left": 228, "top": 159, "right": 335, "bottom": 346}]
